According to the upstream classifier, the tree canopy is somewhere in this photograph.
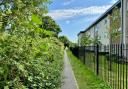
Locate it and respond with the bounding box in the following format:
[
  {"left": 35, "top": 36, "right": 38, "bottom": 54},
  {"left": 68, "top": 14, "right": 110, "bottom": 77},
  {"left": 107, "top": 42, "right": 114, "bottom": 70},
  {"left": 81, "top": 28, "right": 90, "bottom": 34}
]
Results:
[
  {"left": 80, "top": 34, "right": 92, "bottom": 46},
  {"left": 59, "top": 36, "right": 77, "bottom": 48},
  {"left": 41, "top": 16, "right": 61, "bottom": 35}
]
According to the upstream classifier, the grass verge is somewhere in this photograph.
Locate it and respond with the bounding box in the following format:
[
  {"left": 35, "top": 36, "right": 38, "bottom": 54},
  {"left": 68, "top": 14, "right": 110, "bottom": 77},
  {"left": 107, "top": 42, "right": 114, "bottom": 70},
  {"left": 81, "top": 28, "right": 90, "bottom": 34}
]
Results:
[{"left": 67, "top": 50, "right": 112, "bottom": 89}]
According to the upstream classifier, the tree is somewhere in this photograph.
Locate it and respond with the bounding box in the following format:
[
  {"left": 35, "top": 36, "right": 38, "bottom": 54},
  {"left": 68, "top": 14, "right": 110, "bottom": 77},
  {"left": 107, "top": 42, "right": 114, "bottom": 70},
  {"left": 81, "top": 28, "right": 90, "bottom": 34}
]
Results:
[
  {"left": 0, "top": 0, "right": 61, "bottom": 38},
  {"left": 0, "top": 0, "right": 50, "bottom": 32},
  {"left": 109, "top": 7, "right": 121, "bottom": 44},
  {"left": 41, "top": 16, "right": 61, "bottom": 36},
  {"left": 59, "top": 36, "right": 69, "bottom": 47},
  {"left": 81, "top": 34, "right": 92, "bottom": 46},
  {"left": 59, "top": 36, "right": 77, "bottom": 48},
  {"left": 59, "top": 36, "right": 69, "bottom": 43},
  {"left": 92, "top": 35, "right": 101, "bottom": 45}
]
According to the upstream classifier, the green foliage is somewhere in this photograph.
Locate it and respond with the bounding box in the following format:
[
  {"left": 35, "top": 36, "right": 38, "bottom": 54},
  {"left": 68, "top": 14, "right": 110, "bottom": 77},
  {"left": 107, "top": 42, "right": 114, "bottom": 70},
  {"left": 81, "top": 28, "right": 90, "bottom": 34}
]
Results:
[
  {"left": 80, "top": 34, "right": 92, "bottom": 46},
  {"left": 41, "top": 16, "right": 61, "bottom": 35},
  {"left": 59, "top": 36, "right": 69, "bottom": 44},
  {"left": 92, "top": 35, "right": 101, "bottom": 45},
  {"left": 32, "top": 14, "right": 42, "bottom": 25},
  {"left": 0, "top": 32, "right": 64, "bottom": 89},
  {"left": 109, "top": 7, "right": 121, "bottom": 43},
  {"left": 67, "top": 50, "right": 111, "bottom": 89},
  {"left": 0, "top": 0, "right": 64, "bottom": 89},
  {"left": 80, "top": 32, "right": 102, "bottom": 46},
  {"left": 59, "top": 36, "right": 77, "bottom": 48},
  {"left": 69, "top": 42, "right": 77, "bottom": 48}
]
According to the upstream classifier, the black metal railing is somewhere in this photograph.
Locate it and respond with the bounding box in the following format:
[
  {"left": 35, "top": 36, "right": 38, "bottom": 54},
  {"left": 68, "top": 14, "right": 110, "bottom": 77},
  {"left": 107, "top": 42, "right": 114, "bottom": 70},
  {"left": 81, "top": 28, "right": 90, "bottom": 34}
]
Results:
[{"left": 71, "top": 44, "right": 128, "bottom": 89}]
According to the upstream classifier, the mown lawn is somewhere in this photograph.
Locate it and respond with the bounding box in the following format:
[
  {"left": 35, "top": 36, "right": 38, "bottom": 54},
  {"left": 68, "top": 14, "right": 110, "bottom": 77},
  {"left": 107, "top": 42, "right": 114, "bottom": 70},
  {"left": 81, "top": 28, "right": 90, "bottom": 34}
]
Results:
[{"left": 67, "top": 50, "right": 112, "bottom": 89}]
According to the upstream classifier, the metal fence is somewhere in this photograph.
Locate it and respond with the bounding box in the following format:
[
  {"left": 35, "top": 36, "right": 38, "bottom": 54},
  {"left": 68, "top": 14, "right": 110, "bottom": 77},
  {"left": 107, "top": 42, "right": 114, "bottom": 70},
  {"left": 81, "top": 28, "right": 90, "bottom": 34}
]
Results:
[{"left": 73, "top": 44, "right": 128, "bottom": 89}]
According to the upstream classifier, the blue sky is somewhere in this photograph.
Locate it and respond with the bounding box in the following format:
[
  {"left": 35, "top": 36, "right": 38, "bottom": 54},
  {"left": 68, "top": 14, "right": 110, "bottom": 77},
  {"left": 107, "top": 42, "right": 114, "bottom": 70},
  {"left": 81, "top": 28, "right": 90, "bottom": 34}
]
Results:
[{"left": 48, "top": 0, "right": 118, "bottom": 42}]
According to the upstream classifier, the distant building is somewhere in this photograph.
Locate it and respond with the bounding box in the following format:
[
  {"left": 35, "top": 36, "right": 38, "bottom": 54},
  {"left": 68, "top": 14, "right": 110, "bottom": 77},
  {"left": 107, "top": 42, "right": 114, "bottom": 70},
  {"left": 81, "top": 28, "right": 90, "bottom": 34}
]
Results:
[{"left": 78, "top": 0, "right": 128, "bottom": 46}]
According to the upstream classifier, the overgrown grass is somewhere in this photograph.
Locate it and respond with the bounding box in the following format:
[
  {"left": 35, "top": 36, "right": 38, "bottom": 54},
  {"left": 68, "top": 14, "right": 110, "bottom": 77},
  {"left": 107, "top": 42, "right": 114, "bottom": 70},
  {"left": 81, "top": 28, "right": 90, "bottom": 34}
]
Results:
[{"left": 67, "top": 50, "right": 112, "bottom": 89}]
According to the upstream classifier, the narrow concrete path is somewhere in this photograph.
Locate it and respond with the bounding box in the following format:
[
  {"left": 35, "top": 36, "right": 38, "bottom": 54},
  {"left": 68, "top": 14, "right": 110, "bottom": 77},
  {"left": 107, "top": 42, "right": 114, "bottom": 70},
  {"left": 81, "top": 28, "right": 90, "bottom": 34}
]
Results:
[{"left": 61, "top": 50, "right": 79, "bottom": 89}]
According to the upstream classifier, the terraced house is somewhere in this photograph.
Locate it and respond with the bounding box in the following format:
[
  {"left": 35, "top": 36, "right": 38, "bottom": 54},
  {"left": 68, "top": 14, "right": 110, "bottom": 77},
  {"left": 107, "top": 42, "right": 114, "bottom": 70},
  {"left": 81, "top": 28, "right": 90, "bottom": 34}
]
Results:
[{"left": 78, "top": 0, "right": 128, "bottom": 46}]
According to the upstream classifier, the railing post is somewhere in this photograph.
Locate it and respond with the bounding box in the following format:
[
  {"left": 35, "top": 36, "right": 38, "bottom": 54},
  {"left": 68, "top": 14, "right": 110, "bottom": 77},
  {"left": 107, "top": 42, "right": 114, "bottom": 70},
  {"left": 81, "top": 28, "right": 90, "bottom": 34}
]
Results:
[
  {"left": 96, "top": 44, "right": 99, "bottom": 75},
  {"left": 84, "top": 46, "right": 85, "bottom": 64},
  {"left": 82, "top": 46, "right": 84, "bottom": 63}
]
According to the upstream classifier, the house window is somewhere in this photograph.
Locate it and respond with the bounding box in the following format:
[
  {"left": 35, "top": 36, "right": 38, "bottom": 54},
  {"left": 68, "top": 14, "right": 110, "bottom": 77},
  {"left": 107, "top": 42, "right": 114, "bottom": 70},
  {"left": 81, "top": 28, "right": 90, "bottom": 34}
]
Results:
[
  {"left": 104, "top": 19, "right": 107, "bottom": 25},
  {"left": 94, "top": 25, "right": 98, "bottom": 37},
  {"left": 95, "top": 25, "right": 98, "bottom": 32}
]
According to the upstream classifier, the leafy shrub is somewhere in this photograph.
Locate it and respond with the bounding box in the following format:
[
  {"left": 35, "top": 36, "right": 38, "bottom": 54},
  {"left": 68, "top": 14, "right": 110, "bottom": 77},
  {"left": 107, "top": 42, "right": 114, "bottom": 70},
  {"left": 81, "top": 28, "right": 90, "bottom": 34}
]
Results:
[
  {"left": 0, "top": 0, "right": 64, "bottom": 89},
  {"left": 0, "top": 31, "right": 64, "bottom": 89}
]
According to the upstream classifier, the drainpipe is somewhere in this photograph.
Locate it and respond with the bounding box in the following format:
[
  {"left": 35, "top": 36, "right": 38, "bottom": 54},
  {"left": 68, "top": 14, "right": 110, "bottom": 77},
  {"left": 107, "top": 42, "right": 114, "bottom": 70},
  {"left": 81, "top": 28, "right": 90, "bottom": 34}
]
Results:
[
  {"left": 121, "top": 0, "right": 124, "bottom": 44},
  {"left": 122, "top": 0, "right": 127, "bottom": 59}
]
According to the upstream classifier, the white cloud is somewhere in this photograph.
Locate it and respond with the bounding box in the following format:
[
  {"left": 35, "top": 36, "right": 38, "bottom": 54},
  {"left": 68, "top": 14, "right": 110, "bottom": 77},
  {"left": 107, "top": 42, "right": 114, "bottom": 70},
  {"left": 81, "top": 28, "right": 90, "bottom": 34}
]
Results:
[
  {"left": 63, "top": 2, "right": 70, "bottom": 5},
  {"left": 48, "top": 5, "right": 112, "bottom": 20},
  {"left": 110, "top": 0, "right": 118, "bottom": 4},
  {"left": 62, "top": 0, "right": 74, "bottom": 6},
  {"left": 66, "top": 20, "right": 70, "bottom": 24}
]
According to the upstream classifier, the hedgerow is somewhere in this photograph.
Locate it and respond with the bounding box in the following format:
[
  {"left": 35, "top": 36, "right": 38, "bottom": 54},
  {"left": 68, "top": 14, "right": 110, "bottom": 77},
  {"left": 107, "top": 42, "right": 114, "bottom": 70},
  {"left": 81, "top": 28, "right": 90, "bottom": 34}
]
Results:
[
  {"left": 0, "top": 0, "right": 64, "bottom": 89},
  {"left": 0, "top": 31, "right": 64, "bottom": 89}
]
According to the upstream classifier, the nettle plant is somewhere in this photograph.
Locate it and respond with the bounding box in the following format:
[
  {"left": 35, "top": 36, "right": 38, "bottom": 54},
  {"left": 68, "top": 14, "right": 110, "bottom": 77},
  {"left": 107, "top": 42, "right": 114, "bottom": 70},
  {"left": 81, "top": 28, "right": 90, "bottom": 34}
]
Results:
[{"left": 0, "top": 0, "right": 64, "bottom": 89}]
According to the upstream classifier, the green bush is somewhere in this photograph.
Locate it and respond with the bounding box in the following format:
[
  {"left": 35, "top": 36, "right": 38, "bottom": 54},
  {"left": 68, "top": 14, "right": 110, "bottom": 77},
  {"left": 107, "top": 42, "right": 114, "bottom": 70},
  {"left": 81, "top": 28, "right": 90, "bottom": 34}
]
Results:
[
  {"left": 0, "top": 0, "right": 65, "bottom": 88},
  {"left": 0, "top": 1, "right": 64, "bottom": 88},
  {"left": 0, "top": 31, "right": 64, "bottom": 89}
]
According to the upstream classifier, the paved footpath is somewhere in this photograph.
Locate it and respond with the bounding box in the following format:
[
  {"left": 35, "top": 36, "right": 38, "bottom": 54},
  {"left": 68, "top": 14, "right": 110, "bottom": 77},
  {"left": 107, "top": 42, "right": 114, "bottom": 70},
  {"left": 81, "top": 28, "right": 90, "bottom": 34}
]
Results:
[{"left": 61, "top": 50, "right": 79, "bottom": 89}]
